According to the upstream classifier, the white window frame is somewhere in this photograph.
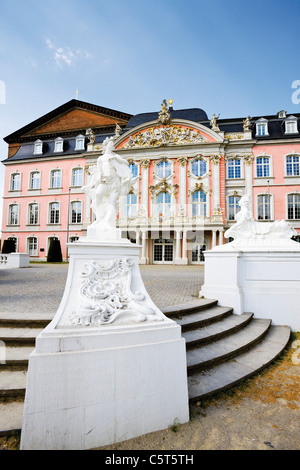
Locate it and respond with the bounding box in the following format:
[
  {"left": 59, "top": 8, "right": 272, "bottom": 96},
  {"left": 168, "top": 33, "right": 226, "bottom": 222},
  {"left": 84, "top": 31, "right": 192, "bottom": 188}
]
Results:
[
  {"left": 227, "top": 194, "right": 241, "bottom": 221},
  {"left": 8, "top": 203, "right": 19, "bottom": 225},
  {"left": 27, "top": 202, "right": 39, "bottom": 225},
  {"left": 124, "top": 192, "right": 138, "bottom": 218},
  {"left": 54, "top": 137, "right": 64, "bottom": 153},
  {"left": 285, "top": 154, "right": 300, "bottom": 177},
  {"left": 287, "top": 193, "right": 300, "bottom": 220},
  {"left": 29, "top": 170, "right": 41, "bottom": 189},
  {"left": 226, "top": 158, "right": 242, "bottom": 179},
  {"left": 155, "top": 160, "right": 172, "bottom": 179},
  {"left": 191, "top": 190, "right": 207, "bottom": 217},
  {"left": 27, "top": 236, "right": 38, "bottom": 256},
  {"left": 284, "top": 116, "right": 298, "bottom": 134},
  {"left": 255, "top": 118, "right": 269, "bottom": 137},
  {"left": 71, "top": 167, "right": 84, "bottom": 187},
  {"left": 75, "top": 135, "right": 85, "bottom": 151},
  {"left": 156, "top": 191, "right": 172, "bottom": 217},
  {"left": 256, "top": 193, "right": 273, "bottom": 220},
  {"left": 70, "top": 200, "right": 82, "bottom": 224},
  {"left": 33, "top": 139, "right": 43, "bottom": 155},
  {"left": 48, "top": 201, "right": 60, "bottom": 224},
  {"left": 50, "top": 169, "right": 62, "bottom": 188},
  {"left": 10, "top": 172, "right": 21, "bottom": 191}
]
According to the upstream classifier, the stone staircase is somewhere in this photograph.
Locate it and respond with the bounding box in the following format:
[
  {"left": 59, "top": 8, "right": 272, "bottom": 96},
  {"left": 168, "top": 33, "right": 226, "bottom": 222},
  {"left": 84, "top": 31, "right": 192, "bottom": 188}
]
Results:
[{"left": 0, "top": 300, "right": 291, "bottom": 433}]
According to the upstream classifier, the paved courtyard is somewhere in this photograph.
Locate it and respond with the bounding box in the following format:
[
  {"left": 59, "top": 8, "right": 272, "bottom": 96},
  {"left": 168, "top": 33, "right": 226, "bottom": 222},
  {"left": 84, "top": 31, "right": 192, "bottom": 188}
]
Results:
[{"left": 0, "top": 263, "right": 205, "bottom": 317}]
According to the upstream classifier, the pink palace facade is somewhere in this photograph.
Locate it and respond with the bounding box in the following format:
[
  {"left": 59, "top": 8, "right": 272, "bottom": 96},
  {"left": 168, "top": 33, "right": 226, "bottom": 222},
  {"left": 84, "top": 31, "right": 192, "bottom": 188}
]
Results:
[{"left": 1, "top": 99, "right": 300, "bottom": 264}]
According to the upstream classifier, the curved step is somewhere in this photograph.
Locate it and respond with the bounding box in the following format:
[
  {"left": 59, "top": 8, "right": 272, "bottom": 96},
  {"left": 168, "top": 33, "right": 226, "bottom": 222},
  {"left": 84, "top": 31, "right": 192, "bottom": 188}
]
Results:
[
  {"left": 188, "top": 325, "right": 291, "bottom": 401},
  {"left": 183, "top": 312, "right": 253, "bottom": 347},
  {"left": 0, "top": 346, "right": 34, "bottom": 370},
  {"left": 187, "top": 318, "right": 271, "bottom": 371},
  {"left": 0, "top": 370, "right": 27, "bottom": 399},
  {"left": 161, "top": 299, "right": 218, "bottom": 317},
  {"left": 176, "top": 306, "right": 233, "bottom": 331},
  {"left": 0, "top": 327, "right": 42, "bottom": 346}
]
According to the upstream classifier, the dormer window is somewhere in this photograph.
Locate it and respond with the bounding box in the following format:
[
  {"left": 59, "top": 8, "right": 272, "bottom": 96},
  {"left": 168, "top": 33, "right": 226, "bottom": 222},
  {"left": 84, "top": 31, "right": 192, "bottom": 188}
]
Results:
[
  {"left": 54, "top": 137, "right": 64, "bottom": 153},
  {"left": 256, "top": 118, "right": 269, "bottom": 136},
  {"left": 75, "top": 135, "right": 85, "bottom": 151},
  {"left": 285, "top": 116, "right": 298, "bottom": 134},
  {"left": 33, "top": 139, "right": 43, "bottom": 155},
  {"left": 277, "top": 110, "right": 287, "bottom": 119}
]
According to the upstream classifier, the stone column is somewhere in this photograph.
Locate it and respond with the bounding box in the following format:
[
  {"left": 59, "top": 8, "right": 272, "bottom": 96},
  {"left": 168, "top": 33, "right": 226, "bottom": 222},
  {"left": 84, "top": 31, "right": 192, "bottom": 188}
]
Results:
[
  {"left": 140, "top": 159, "right": 150, "bottom": 217},
  {"left": 212, "top": 229, "right": 217, "bottom": 249},
  {"left": 175, "top": 230, "right": 181, "bottom": 264},
  {"left": 210, "top": 155, "right": 221, "bottom": 214},
  {"left": 140, "top": 229, "right": 147, "bottom": 264},
  {"left": 218, "top": 229, "right": 224, "bottom": 245},
  {"left": 243, "top": 155, "right": 254, "bottom": 214},
  {"left": 182, "top": 230, "right": 188, "bottom": 264},
  {"left": 178, "top": 157, "right": 188, "bottom": 215}
]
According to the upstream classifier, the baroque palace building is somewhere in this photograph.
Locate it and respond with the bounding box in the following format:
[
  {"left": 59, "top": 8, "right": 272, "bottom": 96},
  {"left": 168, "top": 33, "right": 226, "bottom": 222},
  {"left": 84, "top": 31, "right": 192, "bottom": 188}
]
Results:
[{"left": 1, "top": 98, "right": 300, "bottom": 264}]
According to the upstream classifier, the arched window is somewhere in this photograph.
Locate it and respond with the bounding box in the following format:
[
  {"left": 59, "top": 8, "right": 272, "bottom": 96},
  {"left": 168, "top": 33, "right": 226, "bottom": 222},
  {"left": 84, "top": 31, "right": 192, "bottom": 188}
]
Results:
[
  {"left": 27, "top": 237, "right": 38, "bottom": 256},
  {"left": 72, "top": 168, "right": 83, "bottom": 187},
  {"left": 28, "top": 203, "right": 39, "bottom": 225},
  {"left": 124, "top": 193, "right": 138, "bottom": 218},
  {"left": 8, "top": 204, "right": 19, "bottom": 225},
  {"left": 10, "top": 173, "right": 21, "bottom": 191},
  {"left": 50, "top": 169, "right": 62, "bottom": 188},
  {"left": 30, "top": 171, "right": 41, "bottom": 189},
  {"left": 156, "top": 161, "right": 171, "bottom": 179},
  {"left": 192, "top": 190, "right": 207, "bottom": 217},
  {"left": 191, "top": 159, "right": 207, "bottom": 177},
  {"left": 157, "top": 192, "right": 171, "bottom": 217}
]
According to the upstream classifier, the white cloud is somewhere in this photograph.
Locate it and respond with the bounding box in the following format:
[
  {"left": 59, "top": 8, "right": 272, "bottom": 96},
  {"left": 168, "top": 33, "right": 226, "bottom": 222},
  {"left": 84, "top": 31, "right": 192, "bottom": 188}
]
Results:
[{"left": 46, "top": 39, "right": 92, "bottom": 68}]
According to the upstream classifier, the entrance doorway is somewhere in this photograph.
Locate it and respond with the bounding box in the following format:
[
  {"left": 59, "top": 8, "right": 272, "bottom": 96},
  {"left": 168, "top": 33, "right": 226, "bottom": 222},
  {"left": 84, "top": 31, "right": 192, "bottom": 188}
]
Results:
[
  {"left": 191, "top": 243, "right": 206, "bottom": 263},
  {"left": 153, "top": 239, "right": 173, "bottom": 263}
]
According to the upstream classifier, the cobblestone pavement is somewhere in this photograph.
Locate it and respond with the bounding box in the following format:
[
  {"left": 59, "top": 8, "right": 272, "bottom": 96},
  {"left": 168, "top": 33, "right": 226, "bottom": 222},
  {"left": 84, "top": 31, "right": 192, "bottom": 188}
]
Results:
[{"left": 0, "top": 263, "right": 204, "bottom": 316}]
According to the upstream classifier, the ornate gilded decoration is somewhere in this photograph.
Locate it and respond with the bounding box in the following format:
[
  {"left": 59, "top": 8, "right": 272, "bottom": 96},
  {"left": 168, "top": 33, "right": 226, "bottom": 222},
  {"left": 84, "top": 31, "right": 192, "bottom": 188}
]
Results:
[
  {"left": 150, "top": 179, "right": 178, "bottom": 199},
  {"left": 243, "top": 154, "right": 254, "bottom": 165},
  {"left": 120, "top": 125, "right": 206, "bottom": 149},
  {"left": 158, "top": 99, "right": 171, "bottom": 125},
  {"left": 209, "top": 154, "right": 222, "bottom": 165},
  {"left": 140, "top": 158, "right": 151, "bottom": 169},
  {"left": 177, "top": 156, "right": 189, "bottom": 167},
  {"left": 243, "top": 116, "right": 252, "bottom": 131}
]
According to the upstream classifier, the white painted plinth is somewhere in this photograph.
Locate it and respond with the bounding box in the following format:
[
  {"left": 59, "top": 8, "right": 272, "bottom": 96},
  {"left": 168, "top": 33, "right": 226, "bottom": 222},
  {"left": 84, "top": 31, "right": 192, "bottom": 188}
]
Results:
[
  {"left": 21, "top": 238, "right": 189, "bottom": 450},
  {"left": 200, "top": 240, "right": 300, "bottom": 331},
  {"left": 0, "top": 253, "right": 30, "bottom": 269}
]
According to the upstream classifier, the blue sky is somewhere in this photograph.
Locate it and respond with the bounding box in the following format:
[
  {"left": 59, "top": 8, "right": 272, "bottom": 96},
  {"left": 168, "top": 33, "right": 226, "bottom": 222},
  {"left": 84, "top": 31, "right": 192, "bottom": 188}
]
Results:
[{"left": 1, "top": 0, "right": 300, "bottom": 231}]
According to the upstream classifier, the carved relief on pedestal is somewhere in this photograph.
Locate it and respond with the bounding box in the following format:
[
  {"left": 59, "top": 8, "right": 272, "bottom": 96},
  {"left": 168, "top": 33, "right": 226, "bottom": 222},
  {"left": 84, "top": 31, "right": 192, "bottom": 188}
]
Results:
[{"left": 69, "top": 258, "right": 160, "bottom": 327}]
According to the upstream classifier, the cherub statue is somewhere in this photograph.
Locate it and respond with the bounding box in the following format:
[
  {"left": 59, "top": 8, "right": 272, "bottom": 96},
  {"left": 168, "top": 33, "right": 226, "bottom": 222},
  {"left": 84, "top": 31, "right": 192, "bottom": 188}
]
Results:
[
  {"left": 82, "top": 137, "right": 134, "bottom": 233},
  {"left": 210, "top": 114, "right": 220, "bottom": 131},
  {"left": 243, "top": 116, "right": 252, "bottom": 131}
]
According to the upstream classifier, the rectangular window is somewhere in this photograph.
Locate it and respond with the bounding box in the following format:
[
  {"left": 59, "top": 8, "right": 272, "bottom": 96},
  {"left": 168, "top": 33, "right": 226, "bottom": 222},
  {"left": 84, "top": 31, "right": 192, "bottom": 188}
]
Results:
[
  {"left": 288, "top": 194, "right": 300, "bottom": 220},
  {"left": 286, "top": 156, "right": 300, "bottom": 176},
  {"left": 227, "top": 159, "right": 241, "bottom": 179},
  {"left": 286, "top": 121, "right": 297, "bottom": 134},
  {"left": 30, "top": 172, "right": 41, "bottom": 189},
  {"left": 51, "top": 170, "right": 62, "bottom": 188},
  {"left": 11, "top": 173, "right": 21, "bottom": 191},
  {"left": 29, "top": 203, "right": 39, "bottom": 225},
  {"left": 49, "top": 202, "right": 60, "bottom": 224},
  {"left": 71, "top": 201, "right": 82, "bottom": 223},
  {"left": 257, "top": 124, "right": 266, "bottom": 136},
  {"left": 9, "top": 205, "right": 19, "bottom": 225},
  {"left": 257, "top": 195, "right": 271, "bottom": 220},
  {"left": 156, "top": 192, "right": 171, "bottom": 217},
  {"left": 256, "top": 157, "right": 270, "bottom": 178},
  {"left": 124, "top": 193, "right": 138, "bottom": 218},
  {"left": 228, "top": 196, "right": 241, "bottom": 221},
  {"left": 72, "top": 168, "right": 83, "bottom": 187},
  {"left": 192, "top": 190, "right": 207, "bottom": 217}
]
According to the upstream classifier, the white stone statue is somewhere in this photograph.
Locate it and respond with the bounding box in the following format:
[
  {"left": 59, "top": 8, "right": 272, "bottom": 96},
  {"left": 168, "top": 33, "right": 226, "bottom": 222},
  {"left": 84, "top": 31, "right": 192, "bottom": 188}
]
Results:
[
  {"left": 225, "top": 195, "right": 297, "bottom": 243},
  {"left": 82, "top": 137, "right": 134, "bottom": 235}
]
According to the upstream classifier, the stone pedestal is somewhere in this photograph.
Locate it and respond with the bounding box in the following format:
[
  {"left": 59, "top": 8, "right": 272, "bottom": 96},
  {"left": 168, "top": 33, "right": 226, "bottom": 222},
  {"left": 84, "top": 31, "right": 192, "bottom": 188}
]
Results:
[
  {"left": 20, "top": 237, "right": 189, "bottom": 450},
  {"left": 200, "top": 239, "right": 300, "bottom": 331}
]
